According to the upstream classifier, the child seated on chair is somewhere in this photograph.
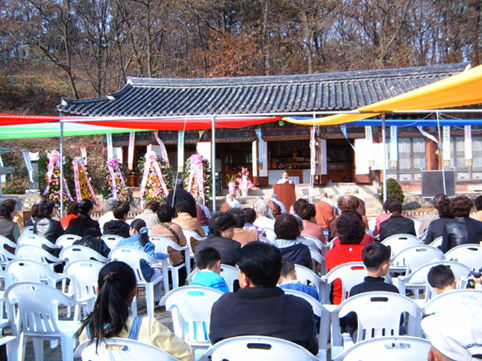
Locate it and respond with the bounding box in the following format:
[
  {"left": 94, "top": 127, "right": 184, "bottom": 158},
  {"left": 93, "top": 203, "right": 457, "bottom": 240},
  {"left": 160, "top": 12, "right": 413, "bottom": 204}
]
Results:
[
  {"left": 277, "top": 257, "right": 320, "bottom": 301},
  {"left": 190, "top": 247, "right": 229, "bottom": 293},
  {"left": 427, "top": 265, "right": 457, "bottom": 294},
  {"left": 345, "top": 242, "right": 399, "bottom": 338},
  {"left": 76, "top": 261, "right": 194, "bottom": 361},
  {"left": 73, "top": 227, "right": 111, "bottom": 258}
]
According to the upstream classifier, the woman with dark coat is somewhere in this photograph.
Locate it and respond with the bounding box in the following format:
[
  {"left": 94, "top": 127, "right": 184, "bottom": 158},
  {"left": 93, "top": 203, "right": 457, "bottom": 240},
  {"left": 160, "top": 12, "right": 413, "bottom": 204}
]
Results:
[
  {"left": 65, "top": 199, "right": 101, "bottom": 236},
  {"left": 271, "top": 213, "right": 312, "bottom": 270},
  {"left": 424, "top": 195, "right": 454, "bottom": 245},
  {"left": 34, "top": 200, "right": 64, "bottom": 254},
  {"left": 441, "top": 196, "right": 482, "bottom": 252}
]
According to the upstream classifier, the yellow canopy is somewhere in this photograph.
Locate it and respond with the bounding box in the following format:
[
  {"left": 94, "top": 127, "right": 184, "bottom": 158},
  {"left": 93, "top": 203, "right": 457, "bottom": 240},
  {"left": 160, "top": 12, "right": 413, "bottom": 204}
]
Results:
[{"left": 285, "top": 63, "right": 482, "bottom": 126}]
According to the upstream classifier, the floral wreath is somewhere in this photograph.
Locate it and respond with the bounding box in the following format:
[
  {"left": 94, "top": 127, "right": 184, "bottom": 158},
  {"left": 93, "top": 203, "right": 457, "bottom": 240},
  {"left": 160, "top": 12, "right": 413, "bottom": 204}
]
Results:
[
  {"left": 101, "top": 158, "right": 132, "bottom": 202},
  {"left": 138, "top": 151, "right": 174, "bottom": 205},
  {"left": 183, "top": 154, "right": 212, "bottom": 202}
]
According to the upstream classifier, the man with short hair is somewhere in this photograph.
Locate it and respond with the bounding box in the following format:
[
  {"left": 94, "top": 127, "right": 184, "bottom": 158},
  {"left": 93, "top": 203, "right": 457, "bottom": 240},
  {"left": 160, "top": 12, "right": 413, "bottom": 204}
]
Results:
[
  {"left": 427, "top": 265, "right": 457, "bottom": 295},
  {"left": 315, "top": 192, "right": 337, "bottom": 230},
  {"left": 135, "top": 200, "right": 160, "bottom": 229},
  {"left": 103, "top": 200, "right": 130, "bottom": 238},
  {"left": 378, "top": 200, "right": 416, "bottom": 241},
  {"left": 210, "top": 241, "right": 319, "bottom": 355},
  {"left": 220, "top": 193, "right": 242, "bottom": 212},
  {"left": 277, "top": 171, "right": 293, "bottom": 184}
]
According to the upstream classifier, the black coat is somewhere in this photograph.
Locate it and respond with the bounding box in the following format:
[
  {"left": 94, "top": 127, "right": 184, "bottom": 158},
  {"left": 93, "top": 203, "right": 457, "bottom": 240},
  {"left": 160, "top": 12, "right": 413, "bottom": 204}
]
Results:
[
  {"left": 103, "top": 220, "right": 130, "bottom": 238},
  {"left": 279, "top": 243, "right": 312, "bottom": 270},
  {"left": 65, "top": 214, "right": 101, "bottom": 237},
  {"left": 166, "top": 186, "right": 197, "bottom": 218},
  {"left": 210, "top": 287, "right": 319, "bottom": 356},
  {"left": 73, "top": 235, "right": 111, "bottom": 258},
  {"left": 195, "top": 236, "right": 241, "bottom": 266},
  {"left": 441, "top": 217, "right": 482, "bottom": 253},
  {"left": 379, "top": 214, "right": 416, "bottom": 241},
  {"left": 424, "top": 217, "right": 453, "bottom": 245}
]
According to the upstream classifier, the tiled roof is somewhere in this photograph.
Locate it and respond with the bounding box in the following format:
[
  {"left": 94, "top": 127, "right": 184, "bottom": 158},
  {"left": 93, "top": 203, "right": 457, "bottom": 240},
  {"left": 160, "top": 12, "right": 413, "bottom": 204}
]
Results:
[{"left": 57, "top": 63, "right": 469, "bottom": 117}]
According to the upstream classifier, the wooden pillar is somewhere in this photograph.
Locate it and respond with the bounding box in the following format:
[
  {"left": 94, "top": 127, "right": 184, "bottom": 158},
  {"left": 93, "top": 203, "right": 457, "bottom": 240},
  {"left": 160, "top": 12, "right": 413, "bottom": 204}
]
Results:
[{"left": 426, "top": 139, "right": 439, "bottom": 170}]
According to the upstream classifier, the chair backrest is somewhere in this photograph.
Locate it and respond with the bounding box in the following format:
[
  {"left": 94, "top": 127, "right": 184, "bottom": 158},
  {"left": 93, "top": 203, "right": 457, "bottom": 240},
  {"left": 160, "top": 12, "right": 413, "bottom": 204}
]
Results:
[
  {"left": 295, "top": 264, "right": 323, "bottom": 297},
  {"left": 332, "top": 336, "right": 431, "bottom": 361},
  {"left": 64, "top": 260, "right": 104, "bottom": 313},
  {"left": 204, "top": 336, "right": 319, "bottom": 361},
  {"left": 219, "top": 264, "right": 239, "bottom": 292},
  {"left": 0, "top": 247, "right": 17, "bottom": 266},
  {"left": 56, "top": 234, "right": 82, "bottom": 249},
  {"left": 5, "top": 282, "right": 79, "bottom": 337},
  {"left": 20, "top": 226, "right": 34, "bottom": 235},
  {"left": 300, "top": 235, "right": 325, "bottom": 253},
  {"left": 445, "top": 244, "right": 482, "bottom": 271},
  {"left": 60, "top": 245, "right": 109, "bottom": 263},
  {"left": 337, "top": 292, "right": 423, "bottom": 343},
  {"left": 15, "top": 244, "right": 62, "bottom": 267},
  {"left": 109, "top": 247, "right": 157, "bottom": 283},
  {"left": 75, "top": 338, "right": 178, "bottom": 361},
  {"left": 429, "top": 236, "right": 443, "bottom": 248},
  {"left": 6, "top": 259, "right": 64, "bottom": 288},
  {"left": 264, "top": 228, "right": 276, "bottom": 242},
  {"left": 391, "top": 245, "right": 445, "bottom": 273},
  {"left": 17, "top": 233, "right": 57, "bottom": 250},
  {"left": 149, "top": 236, "right": 185, "bottom": 266},
  {"left": 397, "top": 260, "right": 472, "bottom": 296},
  {"left": 0, "top": 235, "right": 17, "bottom": 252},
  {"left": 423, "top": 289, "right": 482, "bottom": 315},
  {"left": 181, "top": 228, "right": 205, "bottom": 242},
  {"left": 323, "top": 262, "right": 367, "bottom": 303},
  {"left": 100, "top": 235, "right": 125, "bottom": 249},
  {"left": 382, "top": 234, "right": 422, "bottom": 257},
  {"left": 159, "top": 286, "right": 224, "bottom": 346}
]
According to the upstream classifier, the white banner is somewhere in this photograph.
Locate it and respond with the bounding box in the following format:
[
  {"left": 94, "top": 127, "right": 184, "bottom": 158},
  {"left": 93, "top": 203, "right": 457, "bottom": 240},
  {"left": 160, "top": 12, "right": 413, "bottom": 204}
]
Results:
[
  {"left": 106, "top": 133, "right": 113, "bottom": 160},
  {"left": 177, "top": 130, "right": 185, "bottom": 173},
  {"left": 443, "top": 126, "right": 451, "bottom": 167},
  {"left": 153, "top": 131, "right": 169, "bottom": 163},
  {"left": 128, "top": 132, "right": 135, "bottom": 169},
  {"left": 465, "top": 125, "right": 473, "bottom": 167},
  {"left": 355, "top": 139, "right": 370, "bottom": 174},
  {"left": 390, "top": 126, "right": 398, "bottom": 168},
  {"left": 365, "top": 126, "right": 375, "bottom": 167},
  {"left": 80, "top": 146, "right": 87, "bottom": 165},
  {"left": 310, "top": 127, "right": 316, "bottom": 175}
]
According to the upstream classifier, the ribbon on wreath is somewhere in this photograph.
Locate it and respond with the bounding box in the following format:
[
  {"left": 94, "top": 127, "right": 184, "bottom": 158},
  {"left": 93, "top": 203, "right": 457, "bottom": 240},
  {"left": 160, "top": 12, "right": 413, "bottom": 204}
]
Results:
[
  {"left": 187, "top": 154, "right": 204, "bottom": 199},
  {"left": 106, "top": 158, "right": 126, "bottom": 199},
  {"left": 139, "top": 151, "right": 169, "bottom": 208},
  {"left": 43, "top": 150, "right": 73, "bottom": 201},
  {"left": 73, "top": 157, "right": 99, "bottom": 206}
]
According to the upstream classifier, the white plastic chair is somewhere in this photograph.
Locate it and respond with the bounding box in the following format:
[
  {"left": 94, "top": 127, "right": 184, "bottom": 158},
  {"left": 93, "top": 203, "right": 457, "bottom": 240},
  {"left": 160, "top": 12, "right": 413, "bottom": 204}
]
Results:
[
  {"left": 200, "top": 336, "right": 320, "bottom": 361},
  {"left": 0, "top": 246, "right": 17, "bottom": 269},
  {"left": 17, "top": 233, "right": 58, "bottom": 251},
  {"left": 159, "top": 286, "right": 224, "bottom": 347},
  {"left": 263, "top": 228, "right": 276, "bottom": 242},
  {"left": 321, "top": 262, "right": 367, "bottom": 304},
  {"left": 5, "top": 282, "right": 82, "bottom": 361},
  {"left": 391, "top": 245, "right": 445, "bottom": 274},
  {"left": 60, "top": 245, "right": 109, "bottom": 263},
  {"left": 429, "top": 236, "right": 443, "bottom": 248},
  {"left": 0, "top": 235, "right": 17, "bottom": 252},
  {"left": 20, "top": 225, "right": 34, "bottom": 235},
  {"left": 109, "top": 247, "right": 164, "bottom": 318},
  {"left": 309, "top": 248, "right": 327, "bottom": 275},
  {"left": 149, "top": 235, "right": 191, "bottom": 290},
  {"left": 64, "top": 260, "right": 104, "bottom": 317},
  {"left": 100, "top": 234, "right": 125, "bottom": 249},
  {"left": 423, "top": 289, "right": 482, "bottom": 315},
  {"left": 55, "top": 234, "right": 81, "bottom": 249},
  {"left": 6, "top": 259, "right": 67, "bottom": 289},
  {"left": 15, "top": 245, "right": 63, "bottom": 270},
  {"left": 330, "top": 292, "right": 423, "bottom": 358},
  {"left": 295, "top": 264, "right": 324, "bottom": 299},
  {"left": 75, "top": 338, "right": 179, "bottom": 361},
  {"left": 186, "top": 264, "right": 238, "bottom": 292},
  {"left": 332, "top": 336, "right": 431, "bottom": 361},
  {"left": 300, "top": 235, "right": 327, "bottom": 255},
  {"left": 381, "top": 234, "right": 422, "bottom": 257},
  {"left": 397, "top": 260, "right": 472, "bottom": 299},
  {"left": 445, "top": 244, "right": 482, "bottom": 271},
  {"left": 182, "top": 228, "right": 206, "bottom": 252}
]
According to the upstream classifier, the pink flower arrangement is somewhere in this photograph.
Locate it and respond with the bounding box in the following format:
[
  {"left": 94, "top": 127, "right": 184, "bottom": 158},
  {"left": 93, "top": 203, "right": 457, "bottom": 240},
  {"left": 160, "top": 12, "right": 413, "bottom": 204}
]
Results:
[{"left": 236, "top": 167, "right": 254, "bottom": 194}]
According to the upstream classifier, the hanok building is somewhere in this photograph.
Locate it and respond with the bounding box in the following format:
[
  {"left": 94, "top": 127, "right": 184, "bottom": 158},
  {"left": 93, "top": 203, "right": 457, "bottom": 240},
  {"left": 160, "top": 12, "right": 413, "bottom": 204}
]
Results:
[{"left": 58, "top": 62, "right": 482, "bottom": 192}]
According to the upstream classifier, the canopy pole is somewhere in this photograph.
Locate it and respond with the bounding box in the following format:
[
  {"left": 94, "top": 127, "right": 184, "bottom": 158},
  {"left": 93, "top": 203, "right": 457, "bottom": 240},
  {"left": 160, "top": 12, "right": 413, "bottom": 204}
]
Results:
[
  {"left": 60, "top": 121, "right": 64, "bottom": 218},
  {"left": 382, "top": 113, "right": 387, "bottom": 204},
  {"left": 212, "top": 116, "right": 216, "bottom": 215},
  {"left": 436, "top": 111, "right": 447, "bottom": 195}
]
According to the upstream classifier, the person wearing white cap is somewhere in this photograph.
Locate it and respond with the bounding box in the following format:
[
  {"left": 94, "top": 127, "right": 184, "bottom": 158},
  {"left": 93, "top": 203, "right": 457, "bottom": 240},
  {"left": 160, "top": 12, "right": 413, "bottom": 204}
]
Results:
[{"left": 422, "top": 299, "right": 482, "bottom": 360}]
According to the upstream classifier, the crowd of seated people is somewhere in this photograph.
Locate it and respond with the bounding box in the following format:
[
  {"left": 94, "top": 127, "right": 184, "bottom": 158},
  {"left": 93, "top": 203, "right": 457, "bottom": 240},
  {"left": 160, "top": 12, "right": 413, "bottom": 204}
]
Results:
[{"left": 8, "top": 186, "right": 482, "bottom": 360}]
